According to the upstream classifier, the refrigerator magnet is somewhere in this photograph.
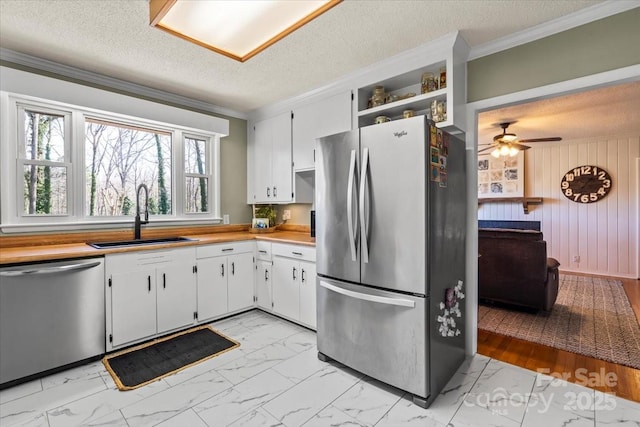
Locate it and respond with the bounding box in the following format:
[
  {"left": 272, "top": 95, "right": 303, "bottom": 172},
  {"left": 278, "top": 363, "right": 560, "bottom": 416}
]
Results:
[
  {"left": 439, "top": 171, "right": 447, "bottom": 187},
  {"left": 430, "top": 125, "right": 438, "bottom": 147},
  {"left": 436, "top": 128, "right": 443, "bottom": 149},
  {"left": 430, "top": 147, "right": 440, "bottom": 164},
  {"left": 430, "top": 164, "right": 440, "bottom": 182}
]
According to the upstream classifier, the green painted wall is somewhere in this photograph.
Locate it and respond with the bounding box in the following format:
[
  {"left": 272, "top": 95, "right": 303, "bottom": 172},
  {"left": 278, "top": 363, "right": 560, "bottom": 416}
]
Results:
[
  {"left": 467, "top": 8, "right": 640, "bottom": 102},
  {"left": 219, "top": 116, "right": 252, "bottom": 224}
]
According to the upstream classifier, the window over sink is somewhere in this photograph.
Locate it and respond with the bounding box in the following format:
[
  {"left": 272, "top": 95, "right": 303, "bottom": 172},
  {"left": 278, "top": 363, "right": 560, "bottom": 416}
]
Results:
[{"left": 1, "top": 93, "right": 220, "bottom": 231}]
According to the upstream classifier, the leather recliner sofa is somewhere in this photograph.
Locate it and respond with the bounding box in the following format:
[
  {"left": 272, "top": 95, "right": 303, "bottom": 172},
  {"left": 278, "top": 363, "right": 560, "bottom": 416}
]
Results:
[{"left": 478, "top": 228, "right": 560, "bottom": 312}]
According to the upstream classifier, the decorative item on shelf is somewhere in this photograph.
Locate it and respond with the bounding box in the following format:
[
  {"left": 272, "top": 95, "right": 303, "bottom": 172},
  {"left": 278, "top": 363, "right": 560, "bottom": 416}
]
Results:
[
  {"left": 421, "top": 72, "right": 437, "bottom": 94},
  {"left": 385, "top": 94, "right": 398, "bottom": 104},
  {"left": 371, "top": 85, "right": 386, "bottom": 107},
  {"left": 439, "top": 67, "right": 447, "bottom": 89},
  {"left": 431, "top": 100, "right": 446, "bottom": 123},
  {"left": 397, "top": 92, "right": 416, "bottom": 101},
  {"left": 437, "top": 100, "right": 447, "bottom": 122},
  {"left": 402, "top": 110, "right": 415, "bottom": 119},
  {"left": 375, "top": 115, "right": 391, "bottom": 125}
]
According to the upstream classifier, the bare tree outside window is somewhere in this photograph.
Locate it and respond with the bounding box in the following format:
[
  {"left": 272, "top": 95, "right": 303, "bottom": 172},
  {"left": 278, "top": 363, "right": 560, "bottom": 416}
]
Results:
[
  {"left": 185, "top": 136, "right": 209, "bottom": 213},
  {"left": 22, "top": 111, "right": 67, "bottom": 215},
  {"left": 85, "top": 120, "right": 172, "bottom": 217}
]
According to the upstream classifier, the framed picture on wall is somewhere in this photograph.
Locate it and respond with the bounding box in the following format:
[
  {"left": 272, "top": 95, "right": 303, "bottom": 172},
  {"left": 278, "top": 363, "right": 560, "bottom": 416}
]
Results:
[{"left": 478, "top": 151, "right": 524, "bottom": 198}]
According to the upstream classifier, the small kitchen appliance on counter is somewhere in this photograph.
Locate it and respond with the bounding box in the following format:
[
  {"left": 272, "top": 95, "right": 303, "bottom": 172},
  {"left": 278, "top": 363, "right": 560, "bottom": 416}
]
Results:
[{"left": 315, "top": 116, "right": 467, "bottom": 408}]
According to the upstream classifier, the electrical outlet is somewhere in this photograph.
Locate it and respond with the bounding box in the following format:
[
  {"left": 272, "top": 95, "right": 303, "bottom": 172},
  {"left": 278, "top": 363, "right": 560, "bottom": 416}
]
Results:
[
  {"left": 573, "top": 255, "right": 580, "bottom": 263},
  {"left": 283, "top": 210, "right": 291, "bottom": 220},
  {"left": 223, "top": 214, "right": 230, "bottom": 224}
]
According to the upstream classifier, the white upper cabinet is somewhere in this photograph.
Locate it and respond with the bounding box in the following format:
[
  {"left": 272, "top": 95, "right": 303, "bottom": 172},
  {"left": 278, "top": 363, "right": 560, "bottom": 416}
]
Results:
[
  {"left": 292, "top": 90, "right": 353, "bottom": 171},
  {"left": 251, "top": 111, "right": 293, "bottom": 203}
]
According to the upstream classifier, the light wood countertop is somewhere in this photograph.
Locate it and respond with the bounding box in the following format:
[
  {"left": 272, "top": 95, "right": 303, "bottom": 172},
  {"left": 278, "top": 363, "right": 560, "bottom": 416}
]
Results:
[{"left": 0, "top": 226, "right": 315, "bottom": 265}]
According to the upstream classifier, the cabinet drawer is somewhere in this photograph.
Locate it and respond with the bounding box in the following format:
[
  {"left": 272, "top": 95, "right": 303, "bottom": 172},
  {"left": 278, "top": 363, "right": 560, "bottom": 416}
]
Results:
[
  {"left": 256, "top": 241, "right": 272, "bottom": 261},
  {"left": 272, "top": 243, "right": 315, "bottom": 262},
  {"left": 196, "top": 241, "right": 254, "bottom": 259},
  {"left": 106, "top": 247, "right": 195, "bottom": 270}
]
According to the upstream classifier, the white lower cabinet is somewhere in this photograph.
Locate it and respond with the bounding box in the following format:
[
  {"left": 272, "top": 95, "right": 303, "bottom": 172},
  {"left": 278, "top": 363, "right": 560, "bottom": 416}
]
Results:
[
  {"left": 106, "top": 247, "right": 197, "bottom": 350},
  {"left": 156, "top": 261, "right": 198, "bottom": 334},
  {"left": 196, "top": 241, "right": 255, "bottom": 322},
  {"left": 271, "top": 243, "right": 317, "bottom": 329},
  {"left": 255, "top": 241, "right": 273, "bottom": 311}
]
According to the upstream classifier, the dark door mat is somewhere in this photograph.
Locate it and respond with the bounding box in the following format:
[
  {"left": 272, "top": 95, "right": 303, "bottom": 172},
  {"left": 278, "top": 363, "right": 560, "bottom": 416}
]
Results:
[{"left": 103, "top": 325, "right": 240, "bottom": 390}]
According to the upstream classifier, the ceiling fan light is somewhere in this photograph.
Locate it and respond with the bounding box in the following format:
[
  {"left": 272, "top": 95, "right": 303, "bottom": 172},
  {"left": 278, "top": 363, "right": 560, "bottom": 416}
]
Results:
[
  {"left": 508, "top": 146, "right": 519, "bottom": 156},
  {"left": 499, "top": 145, "right": 510, "bottom": 156},
  {"left": 491, "top": 148, "right": 500, "bottom": 158},
  {"left": 502, "top": 133, "right": 517, "bottom": 142}
]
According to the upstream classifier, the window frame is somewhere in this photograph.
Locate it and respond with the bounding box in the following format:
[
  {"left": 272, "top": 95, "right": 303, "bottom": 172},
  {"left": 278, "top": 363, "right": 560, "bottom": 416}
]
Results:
[
  {"left": 17, "top": 102, "right": 73, "bottom": 218},
  {"left": 0, "top": 92, "right": 222, "bottom": 232}
]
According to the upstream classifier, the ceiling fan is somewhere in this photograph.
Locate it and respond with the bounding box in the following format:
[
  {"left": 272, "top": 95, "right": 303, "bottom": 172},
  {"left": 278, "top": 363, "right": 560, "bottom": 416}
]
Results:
[{"left": 478, "top": 122, "right": 562, "bottom": 157}]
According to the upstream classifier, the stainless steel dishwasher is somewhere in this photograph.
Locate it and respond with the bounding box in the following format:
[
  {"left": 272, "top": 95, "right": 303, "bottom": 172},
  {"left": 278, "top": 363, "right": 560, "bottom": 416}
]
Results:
[{"left": 0, "top": 258, "right": 105, "bottom": 386}]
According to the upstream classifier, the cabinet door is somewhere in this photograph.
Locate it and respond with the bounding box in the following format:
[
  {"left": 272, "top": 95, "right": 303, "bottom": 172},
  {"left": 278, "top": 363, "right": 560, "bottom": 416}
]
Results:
[
  {"left": 253, "top": 118, "right": 273, "bottom": 203},
  {"left": 256, "top": 260, "right": 272, "bottom": 311},
  {"left": 197, "top": 257, "right": 228, "bottom": 321},
  {"left": 227, "top": 252, "right": 255, "bottom": 312},
  {"left": 299, "top": 260, "right": 317, "bottom": 329},
  {"left": 293, "top": 91, "right": 352, "bottom": 171},
  {"left": 320, "top": 90, "right": 353, "bottom": 140},
  {"left": 157, "top": 262, "right": 197, "bottom": 334},
  {"left": 272, "top": 256, "right": 299, "bottom": 320},
  {"left": 110, "top": 269, "right": 156, "bottom": 347},
  {"left": 270, "top": 111, "right": 292, "bottom": 202}
]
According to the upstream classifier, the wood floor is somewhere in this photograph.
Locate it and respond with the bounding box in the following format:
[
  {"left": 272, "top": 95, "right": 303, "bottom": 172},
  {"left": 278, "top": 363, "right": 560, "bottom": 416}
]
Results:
[{"left": 477, "top": 273, "right": 640, "bottom": 403}]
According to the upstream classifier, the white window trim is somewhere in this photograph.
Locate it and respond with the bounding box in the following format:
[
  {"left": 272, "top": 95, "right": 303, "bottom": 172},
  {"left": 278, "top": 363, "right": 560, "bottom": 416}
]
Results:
[
  {"left": 182, "top": 132, "right": 219, "bottom": 217},
  {"left": 1, "top": 91, "right": 223, "bottom": 233}
]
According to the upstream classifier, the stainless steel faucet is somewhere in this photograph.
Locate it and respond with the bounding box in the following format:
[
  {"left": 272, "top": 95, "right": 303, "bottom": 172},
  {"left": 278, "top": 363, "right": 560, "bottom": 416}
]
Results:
[{"left": 134, "top": 183, "right": 149, "bottom": 240}]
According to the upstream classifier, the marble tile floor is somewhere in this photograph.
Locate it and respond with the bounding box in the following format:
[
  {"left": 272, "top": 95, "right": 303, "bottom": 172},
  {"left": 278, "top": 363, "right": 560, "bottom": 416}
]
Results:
[{"left": 1, "top": 309, "right": 639, "bottom": 427}]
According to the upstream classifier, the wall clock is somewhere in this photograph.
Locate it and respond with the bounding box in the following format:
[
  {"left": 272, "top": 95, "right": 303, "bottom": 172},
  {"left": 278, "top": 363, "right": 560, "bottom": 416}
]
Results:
[{"left": 560, "top": 165, "right": 612, "bottom": 203}]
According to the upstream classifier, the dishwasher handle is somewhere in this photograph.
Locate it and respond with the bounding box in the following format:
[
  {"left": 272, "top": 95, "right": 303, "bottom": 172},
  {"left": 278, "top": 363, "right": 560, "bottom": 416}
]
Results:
[{"left": 0, "top": 260, "right": 102, "bottom": 277}]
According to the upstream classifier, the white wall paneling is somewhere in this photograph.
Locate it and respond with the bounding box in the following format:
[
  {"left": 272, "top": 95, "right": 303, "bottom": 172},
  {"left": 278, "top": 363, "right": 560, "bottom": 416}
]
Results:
[{"left": 478, "top": 137, "right": 639, "bottom": 278}]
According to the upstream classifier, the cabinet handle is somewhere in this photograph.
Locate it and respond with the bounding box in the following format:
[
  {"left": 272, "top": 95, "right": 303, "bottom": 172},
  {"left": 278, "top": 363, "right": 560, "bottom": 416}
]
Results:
[
  {"left": 221, "top": 264, "right": 225, "bottom": 277},
  {"left": 259, "top": 250, "right": 267, "bottom": 254},
  {"left": 273, "top": 186, "right": 277, "bottom": 197},
  {"left": 267, "top": 187, "right": 271, "bottom": 197},
  {"left": 147, "top": 275, "right": 151, "bottom": 292},
  {"left": 292, "top": 251, "right": 303, "bottom": 256},
  {"left": 301, "top": 268, "right": 306, "bottom": 283},
  {"left": 231, "top": 262, "right": 235, "bottom": 275},
  {"left": 163, "top": 273, "right": 166, "bottom": 289},
  {"left": 222, "top": 248, "right": 234, "bottom": 252},
  {"left": 292, "top": 266, "right": 297, "bottom": 280}
]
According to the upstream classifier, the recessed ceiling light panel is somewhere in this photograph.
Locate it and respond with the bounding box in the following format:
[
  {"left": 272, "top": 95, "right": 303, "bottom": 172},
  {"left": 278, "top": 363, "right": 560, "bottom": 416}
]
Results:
[{"left": 150, "top": 0, "right": 341, "bottom": 62}]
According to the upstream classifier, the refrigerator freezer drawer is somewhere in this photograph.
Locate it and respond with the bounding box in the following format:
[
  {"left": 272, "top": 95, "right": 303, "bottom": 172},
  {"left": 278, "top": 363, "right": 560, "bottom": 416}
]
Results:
[{"left": 317, "top": 277, "right": 428, "bottom": 398}]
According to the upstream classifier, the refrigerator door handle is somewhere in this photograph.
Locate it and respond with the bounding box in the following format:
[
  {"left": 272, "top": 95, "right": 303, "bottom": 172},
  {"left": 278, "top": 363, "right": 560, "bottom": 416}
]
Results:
[
  {"left": 319, "top": 281, "right": 415, "bottom": 308},
  {"left": 359, "top": 147, "right": 370, "bottom": 263},
  {"left": 346, "top": 149, "right": 358, "bottom": 261}
]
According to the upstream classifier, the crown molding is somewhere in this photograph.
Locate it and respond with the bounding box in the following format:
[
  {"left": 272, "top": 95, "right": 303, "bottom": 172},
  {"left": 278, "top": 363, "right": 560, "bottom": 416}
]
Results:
[
  {"left": 468, "top": 1, "right": 639, "bottom": 60},
  {"left": 0, "top": 48, "right": 247, "bottom": 120}
]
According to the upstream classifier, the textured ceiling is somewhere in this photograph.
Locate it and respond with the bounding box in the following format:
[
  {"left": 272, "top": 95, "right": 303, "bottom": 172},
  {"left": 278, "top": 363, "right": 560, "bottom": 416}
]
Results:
[
  {"left": 0, "top": 0, "right": 604, "bottom": 114},
  {"left": 478, "top": 80, "right": 640, "bottom": 146}
]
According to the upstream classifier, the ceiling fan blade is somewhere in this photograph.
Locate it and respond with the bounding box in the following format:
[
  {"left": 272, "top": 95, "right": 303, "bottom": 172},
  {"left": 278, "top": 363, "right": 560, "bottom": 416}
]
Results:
[
  {"left": 518, "top": 137, "right": 562, "bottom": 143},
  {"left": 478, "top": 146, "right": 495, "bottom": 153},
  {"left": 511, "top": 142, "right": 531, "bottom": 151}
]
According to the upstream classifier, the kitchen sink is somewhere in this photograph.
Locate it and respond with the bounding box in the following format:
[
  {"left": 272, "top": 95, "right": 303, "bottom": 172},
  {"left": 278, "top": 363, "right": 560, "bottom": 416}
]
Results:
[{"left": 87, "top": 236, "right": 198, "bottom": 249}]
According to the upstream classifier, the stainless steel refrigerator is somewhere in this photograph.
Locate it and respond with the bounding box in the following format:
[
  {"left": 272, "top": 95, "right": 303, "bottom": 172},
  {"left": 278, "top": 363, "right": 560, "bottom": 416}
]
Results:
[{"left": 315, "top": 116, "right": 467, "bottom": 408}]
